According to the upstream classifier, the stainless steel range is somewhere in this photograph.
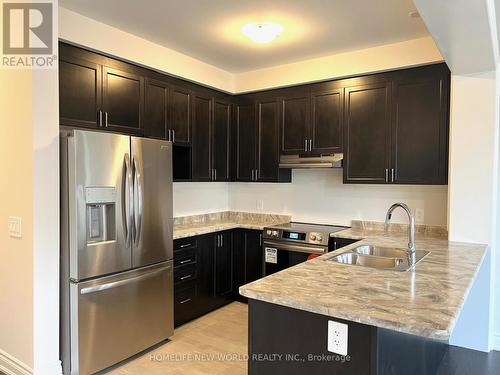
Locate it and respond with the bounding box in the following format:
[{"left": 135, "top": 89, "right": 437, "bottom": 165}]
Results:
[{"left": 262, "top": 222, "right": 349, "bottom": 275}]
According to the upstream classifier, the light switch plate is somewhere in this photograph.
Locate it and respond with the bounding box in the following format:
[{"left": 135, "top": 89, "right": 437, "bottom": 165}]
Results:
[
  {"left": 328, "top": 320, "right": 348, "bottom": 356},
  {"left": 8, "top": 216, "right": 22, "bottom": 238},
  {"left": 415, "top": 208, "right": 425, "bottom": 223},
  {"left": 256, "top": 200, "right": 264, "bottom": 211}
]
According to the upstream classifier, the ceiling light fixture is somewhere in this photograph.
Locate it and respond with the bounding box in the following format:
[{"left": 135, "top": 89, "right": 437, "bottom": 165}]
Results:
[{"left": 240, "top": 22, "right": 284, "bottom": 43}]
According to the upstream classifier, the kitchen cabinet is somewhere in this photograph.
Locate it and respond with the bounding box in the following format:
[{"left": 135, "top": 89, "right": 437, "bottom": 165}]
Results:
[
  {"left": 144, "top": 78, "right": 168, "bottom": 139},
  {"left": 391, "top": 66, "right": 449, "bottom": 184},
  {"left": 233, "top": 101, "right": 256, "bottom": 181},
  {"left": 173, "top": 237, "right": 198, "bottom": 327},
  {"left": 169, "top": 85, "right": 192, "bottom": 144},
  {"left": 343, "top": 64, "right": 450, "bottom": 185},
  {"left": 233, "top": 229, "right": 263, "bottom": 299},
  {"left": 102, "top": 66, "right": 144, "bottom": 134},
  {"left": 343, "top": 81, "right": 392, "bottom": 183},
  {"left": 280, "top": 87, "right": 343, "bottom": 155},
  {"left": 191, "top": 92, "right": 213, "bottom": 181},
  {"left": 212, "top": 99, "right": 231, "bottom": 181},
  {"left": 214, "top": 231, "right": 234, "bottom": 306},
  {"left": 59, "top": 55, "right": 102, "bottom": 129}
]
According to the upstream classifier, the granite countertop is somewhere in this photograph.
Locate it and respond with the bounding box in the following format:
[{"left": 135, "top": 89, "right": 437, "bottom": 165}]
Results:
[
  {"left": 173, "top": 211, "right": 290, "bottom": 239},
  {"left": 239, "top": 222, "right": 487, "bottom": 341}
]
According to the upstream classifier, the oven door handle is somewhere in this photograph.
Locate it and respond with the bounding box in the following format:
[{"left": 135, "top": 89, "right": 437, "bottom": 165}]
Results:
[{"left": 263, "top": 240, "right": 327, "bottom": 255}]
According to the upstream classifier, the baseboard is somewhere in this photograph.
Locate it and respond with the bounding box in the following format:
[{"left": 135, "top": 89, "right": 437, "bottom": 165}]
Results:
[{"left": 0, "top": 349, "right": 32, "bottom": 375}]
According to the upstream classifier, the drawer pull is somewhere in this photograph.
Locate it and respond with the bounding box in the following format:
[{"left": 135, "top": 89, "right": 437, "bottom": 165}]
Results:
[
  {"left": 180, "top": 275, "right": 192, "bottom": 281},
  {"left": 180, "top": 298, "right": 191, "bottom": 304},
  {"left": 179, "top": 259, "right": 192, "bottom": 265},
  {"left": 179, "top": 243, "right": 192, "bottom": 248}
]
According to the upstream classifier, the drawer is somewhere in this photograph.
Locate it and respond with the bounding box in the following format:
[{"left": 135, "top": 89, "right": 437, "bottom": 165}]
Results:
[
  {"left": 174, "top": 282, "right": 198, "bottom": 327},
  {"left": 174, "top": 248, "right": 197, "bottom": 268},
  {"left": 174, "top": 264, "right": 197, "bottom": 284},
  {"left": 174, "top": 237, "right": 197, "bottom": 252}
]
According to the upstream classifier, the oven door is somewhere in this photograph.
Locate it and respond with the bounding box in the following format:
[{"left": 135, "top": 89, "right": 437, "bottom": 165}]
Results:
[{"left": 263, "top": 240, "right": 327, "bottom": 276}]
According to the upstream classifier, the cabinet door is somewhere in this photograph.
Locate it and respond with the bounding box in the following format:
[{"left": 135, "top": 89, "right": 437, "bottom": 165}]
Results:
[
  {"left": 392, "top": 72, "right": 449, "bottom": 184},
  {"left": 59, "top": 55, "right": 102, "bottom": 129},
  {"left": 169, "top": 86, "right": 191, "bottom": 144},
  {"left": 196, "top": 234, "right": 215, "bottom": 315},
  {"left": 191, "top": 92, "right": 212, "bottom": 181},
  {"left": 245, "top": 230, "right": 263, "bottom": 283},
  {"left": 256, "top": 99, "right": 281, "bottom": 181},
  {"left": 144, "top": 79, "right": 168, "bottom": 139},
  {"left": 311, "top": 88, "right": 343, "bottom": 154},
  {"left": 214, "top": 232, "right": 233, "bottom": 299},
  {"left": 212, "top": 99, "right": 231, "bottom": 181},
  {"left": 234, "top": 102, "right": 256, "bottom": 181},
  {"left": 281, "top": 94, "right": 309, "bottom": 154},
  {"left": 344, "top": 82, "right": 392, "bottom": 183},
  {"left": 102, "top": 66, "right": 144, "bottom": 134}
]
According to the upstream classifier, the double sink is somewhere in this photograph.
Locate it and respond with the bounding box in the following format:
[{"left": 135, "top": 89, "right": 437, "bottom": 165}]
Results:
[{"left": 329, "top": 245, "right": 430, "bottom": 272}]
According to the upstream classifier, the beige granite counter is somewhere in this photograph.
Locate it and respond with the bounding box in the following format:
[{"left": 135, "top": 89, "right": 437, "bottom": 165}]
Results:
[
  {"left": 173, "top": 211, "right": 290, "bottom": 239},
  {"left": 239, "top": 222, "right": 487, "bottom": 341}
]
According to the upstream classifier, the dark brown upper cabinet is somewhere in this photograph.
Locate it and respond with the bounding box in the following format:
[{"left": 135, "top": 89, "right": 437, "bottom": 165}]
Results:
[
  {"left": 310, "top": 88, "right": 343, "bottom": 153},
  {"left": 281, "top": 93, "right": 310, "bottom": 154},
  {"left": 191, "top": 92, "right": 213, "bottom": 181},
  {"left": 233, "top": 101, "right": 257, "bottom": 182},
  {"left": 169, "top": 86, "right": 192, "bottom": 144},
  {"left": 59, "top": 55, "right": 102, "bottom": 129},
  {"left": 212, "top": 99, "right": 231, "bottom": 182},
  {"left": 280, "top": 87, "right": 343, "bottom": 155},
  {"left": 343, "top": 81, "right": 392, "bottom": 184},
  {"left": 144, "top": 78, "right": 168, "bottom": 139},
  {"left": 391, "top": 67, "right": 449, "bottom": 184},
  {"left": 256, "top": 98, "right": 285, "bottom": 182},
  {"left": 343, "top": 64, "right": 450, "bottom": 185},
  {"left": 102, "top": 66, "right": 144, "bottom": 134}
]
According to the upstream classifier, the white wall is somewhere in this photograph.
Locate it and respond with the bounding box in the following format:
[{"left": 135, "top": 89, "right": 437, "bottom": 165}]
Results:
[
  {"left": 173, "top": 183, "right": 229, "bottom": 217},
  {"left": 229, "top": 169, "right": 448, "bottom": 226},
  {"left": 445, "top": 72, "right": 498, "bottom": 352}
]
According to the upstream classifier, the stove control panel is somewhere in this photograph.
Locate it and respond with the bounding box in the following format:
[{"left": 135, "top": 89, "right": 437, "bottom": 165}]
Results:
[{"left": 309, "top": 232, "right": 325, "bottom": 244}]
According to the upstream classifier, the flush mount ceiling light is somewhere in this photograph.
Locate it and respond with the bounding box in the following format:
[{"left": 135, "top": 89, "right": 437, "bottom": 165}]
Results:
[{"left": 240, "top": 22, "right": 284, "bottom": 43}]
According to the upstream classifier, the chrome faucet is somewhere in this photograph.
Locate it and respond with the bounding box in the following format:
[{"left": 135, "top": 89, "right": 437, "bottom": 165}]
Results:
[{"left": 385, "top": 203, "right": 416, "bottom": 263}]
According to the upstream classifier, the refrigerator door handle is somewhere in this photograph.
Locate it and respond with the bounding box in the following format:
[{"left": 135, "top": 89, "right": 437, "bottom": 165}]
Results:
[
  {"left": 133, "top": 157, "right": 143, "bottom": 245},
  {"left": 80, "top": 264, "right": 171, "bottom": 295},
  {"left": 122, "top": 153, "right": 133, "bottom": 246}
]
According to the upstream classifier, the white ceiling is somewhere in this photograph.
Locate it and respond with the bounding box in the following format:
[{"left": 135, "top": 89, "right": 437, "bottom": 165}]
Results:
[{"left": 59, "top": 0, "right": 430, "bottom": 73}]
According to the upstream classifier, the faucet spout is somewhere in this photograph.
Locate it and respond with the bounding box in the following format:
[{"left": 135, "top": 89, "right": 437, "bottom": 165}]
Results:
[{"left": 385, "top": 203, "right": 416, "bottom": 255}]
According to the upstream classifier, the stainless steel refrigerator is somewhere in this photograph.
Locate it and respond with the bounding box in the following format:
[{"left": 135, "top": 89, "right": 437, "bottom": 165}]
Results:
[{"left": 60, "top": 129, "right": 174, "bottom": 375}]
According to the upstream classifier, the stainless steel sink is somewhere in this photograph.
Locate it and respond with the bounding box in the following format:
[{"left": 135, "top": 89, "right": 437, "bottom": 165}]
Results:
[
  {"left": 328, "top": 245, "right": 430, "bottom": 272},
  {"left": 352, "top": 245, "right": 409, "bottom": 258}
]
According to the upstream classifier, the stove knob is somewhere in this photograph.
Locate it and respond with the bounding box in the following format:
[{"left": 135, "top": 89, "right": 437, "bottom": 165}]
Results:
[
  {"left": 310, "top": 235, "right": 316, "bottom": 240},
  {"left": 272, "top": 230, "right": 279, "bottom": 236},
  {"left": 316, "top": 235, "right": 323, "bottom": 242}
]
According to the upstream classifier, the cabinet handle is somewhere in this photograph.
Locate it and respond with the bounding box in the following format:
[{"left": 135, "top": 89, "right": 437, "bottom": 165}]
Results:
[
  {"left": 172, "top": 130, "right": 175, "bottom": 143},
  {"left": 167, "top": 129, "right": 171, "bottom": 142},
  {"left": 179, "top": 259, "right": 192, "bottom": 265},
  {"left": 304, "top": 139, "right": 308, "bottom": 152},
  {"left": 179, "top": 243, "right": 192, "bottom": 248},
  {"left": 259, "top": 234, "right": 262, "bottom": 246},
  {"left": 180, "top": 298, "right": 191, "bottom": 304},
  {"left": 220, "top": 234, "right": 223, "bottom": 247},
  {"left": 104, "top": 112, "right": 108, "bottom": 127},
  {"left": 385, "top": 169, "right": 389, "bottom": 182},
  {"left": 214, "top": 169, "right": 217, "bottom": 181},
  {"left": 255, "top": 169, "right": 258, "bottom": 181},
  {"left": 391, "top": 168, "right": 395, "bottom": 183},
  {"left": 98, "top": 110, "right": 103, "bottom": 127},
  {"left": 180, "top": 275, "right": 192, "bottom": 281},
  {"left": 308, "top": 139, "right": 312, "bottom": 152}
]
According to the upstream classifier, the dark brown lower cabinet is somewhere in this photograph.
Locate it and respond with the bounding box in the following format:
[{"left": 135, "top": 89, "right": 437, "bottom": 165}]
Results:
[{"left": 233, "top": 229, "right": 263, "bottom": 299}]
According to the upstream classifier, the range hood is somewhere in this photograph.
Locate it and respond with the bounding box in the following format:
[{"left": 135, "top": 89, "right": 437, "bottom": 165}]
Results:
[{"left": 279, "top": 153, "right": 343, "bottom": 169}]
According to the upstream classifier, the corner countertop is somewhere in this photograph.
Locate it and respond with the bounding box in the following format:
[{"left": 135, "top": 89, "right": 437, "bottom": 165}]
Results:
[
  {"left": 239, "top": 223, "right": 487, "bottom": 341},
  {"left": 173, "top": 211, "right": 290, "bottom": 240}
]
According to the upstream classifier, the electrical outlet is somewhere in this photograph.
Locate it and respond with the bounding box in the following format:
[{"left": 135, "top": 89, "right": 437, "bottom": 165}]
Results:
[
  {"left": 415, "top": 208, "right": 425, "bottom": 223},
  {"left": 8, "top": 216, "right": 22, "bottom": 238},
  {"left": 256, "top": 200, "right": 264, "bottom": 211},
  {"left": 328, "top": 320, "right": 348, "bottom": 356}
]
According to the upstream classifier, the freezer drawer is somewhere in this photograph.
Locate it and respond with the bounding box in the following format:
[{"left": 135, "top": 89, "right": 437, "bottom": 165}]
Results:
[{"left": 70, "top": 261, "right": 173, "bottom": 375}]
